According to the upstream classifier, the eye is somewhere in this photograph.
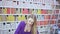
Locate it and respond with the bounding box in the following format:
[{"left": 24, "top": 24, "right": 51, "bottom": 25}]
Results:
[{"left": 29, "top": 20, "right": 31, "bottom": 22}]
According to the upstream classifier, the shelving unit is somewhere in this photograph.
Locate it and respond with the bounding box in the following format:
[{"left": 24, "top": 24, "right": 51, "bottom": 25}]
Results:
[{"left": 0, "top": 0, "right": 60, "bottom": 34}]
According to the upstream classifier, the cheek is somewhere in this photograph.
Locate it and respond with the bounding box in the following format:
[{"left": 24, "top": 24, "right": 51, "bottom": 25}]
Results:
[
  {"left": 27, "top": 21, "right": 31, "bottom": 24},
  {"left": 31, "top": 22, "right": 33, "bottom": 24}
]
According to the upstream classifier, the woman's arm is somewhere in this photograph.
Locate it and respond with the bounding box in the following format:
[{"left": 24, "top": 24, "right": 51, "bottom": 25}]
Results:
[{"left": 14, "top": 21, "right": 23, "bottom": 34}]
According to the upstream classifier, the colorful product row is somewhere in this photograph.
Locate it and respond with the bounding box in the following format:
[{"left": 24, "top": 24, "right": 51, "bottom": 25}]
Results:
[
  {"left": 37, "top": 20, "right": 56, "bottom": 25},
  {"left": 36, "top": 15, "right": 58, "bottom": 20},
  {"left": 0, "top": 15, "right": 26, "bottom": 21},
  {"left": 0, "top": 15, "right": 58, "bottom": 21},
  {"left": 0, "top": 7, "right": 59, "bottom": 14}
]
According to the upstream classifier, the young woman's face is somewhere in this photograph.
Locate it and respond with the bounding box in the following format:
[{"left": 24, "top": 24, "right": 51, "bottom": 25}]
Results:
[{"left": 27, "top": 17, "right": 34, "bottom": 25}]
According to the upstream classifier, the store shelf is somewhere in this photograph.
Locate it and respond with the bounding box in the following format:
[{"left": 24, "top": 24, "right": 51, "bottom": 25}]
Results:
[
  {"left": 0, "top": 14, "right": 30, "bottom": 15},
  {"left": 0, "top": 0, "right": 59, "bottom": 34},
  {"left": 0, "top": 21, "right": 21, "bottom": 22},
  {"left": 0, "top": 14, "right": 55, "bottom": 15}
]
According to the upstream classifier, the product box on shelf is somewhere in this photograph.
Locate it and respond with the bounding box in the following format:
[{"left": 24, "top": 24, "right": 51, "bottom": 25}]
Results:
[
  {"left": 0, "top": 22, "right": 3, "bottom": 29},
  {"left": 11, "top": 8, "right": 16, "bottom": 14},
  {"left": 15, "top": 8, "right": 21, "bottom": 14},
  {"left": 7, "top": 15, "right": 15, "bottom": 21},
  {"left": 11, "top": 29, "right": 15, "bottom": 34},
  {"left": 3, "top": 8, "right": 7, "bottom": 14},
  {"left": 37, "top": 15, "right": 45, "bottom": 21},
  {"left": 32, "top": 9, "right": 37, "bottom": 14},
  {"left": 41, "top": 9, "right": 47, "bottom": 14},
  {"left": 47, "top": 10, "right": 52, "bottom": 14},
  {"left": 52, "top": 14, "right": 58, "bottom": 19},
  {"left": 0, "top": 7, "right": 2, "bottom": 14},
  {"left": 37, "top": 9, "right": 41, "bottom": 14},
  {"left": 12, "top": 1, "right": 17, "bottom": 6},
  {"left": 29, "top": 9, "right": 33, "bottom": 14},
  {"left": 0, "top": 15, "right": 2, "bottom": 21},
  {"left": 0, "top": 1, "right": 2, "bottom": 6},
  {"left": 22, "top": 8, "right": 29, "bottom": 14},
  {"left": 44, "top": 15, "right": 51, "bottom": 19},
  {"left": 55, "top": 10, "right": 59, "bottom": 14},
  {"left": 11, "top": 22, "right": 16, "bottom": 29},
  {"left": 50, "top": 20, "right": 56, "bottom": 24},
  {"left": 1, "top": 15, "right": 7, "bottom": 21},
  {"left": 21, "top": 15, "right": 26, "bottom": 20},
  {"left": 17, "top": 15, "right": 22, "bottom": 21},
  {"left": 2, "top": 29, "right": 11, "bottom": 34},
  {"left": 6, "top": 22, "right": 11, "bottom": 29},
  {"left": 7, "top": 8, "right": 11, "bottom": 14}
]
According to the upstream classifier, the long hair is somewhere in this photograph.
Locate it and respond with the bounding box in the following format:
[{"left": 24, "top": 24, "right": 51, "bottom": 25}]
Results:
[{"left": 28, "top": 15, "right": 37, "bottom": 34}]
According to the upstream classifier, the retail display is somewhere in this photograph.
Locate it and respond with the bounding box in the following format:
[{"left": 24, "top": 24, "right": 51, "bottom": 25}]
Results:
[{"left": 0, "top": 0, "right": 60, "bottom": 34}]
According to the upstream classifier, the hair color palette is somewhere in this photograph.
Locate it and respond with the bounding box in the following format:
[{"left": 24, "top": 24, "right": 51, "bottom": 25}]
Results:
[
  {"left": 41, "top": 9, "right": 47, "bottom": 14},
  {"left": 0, "top": 7, "right": 2, "bottom": 14},
  {"left": 7, "top": 8, "right": 10, "bottom": 14},
  {"left": 22, "top": 8, "right": 29, "bottom": 14}
]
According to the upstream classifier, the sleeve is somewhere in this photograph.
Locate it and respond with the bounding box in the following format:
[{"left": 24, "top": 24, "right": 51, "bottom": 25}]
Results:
[
  {"left": 14, "top": 21, "right": 23, "bottom": 34},
  {"left": 37, "top": 30, "right": 39, "bottom": 34}
]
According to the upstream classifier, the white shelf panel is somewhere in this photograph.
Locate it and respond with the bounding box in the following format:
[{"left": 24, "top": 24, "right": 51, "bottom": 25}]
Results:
[
  {"left": 0, "top": 19, "right": 57, "bottom": 22},
  {"left": 0, "top": 21, "right": 20, "bottom": 22},
  {"left": 0, "top": 28, "right": 16, "bottom": 30},
  {"left": 37, "top": 19, "right": 57, "bottom": 21},
  {"left": 55, "top": 9, "right": 60, "bottom": 10},
  {"left": 0, "top": 14, "right": 30, "bottom": 15},
  {"left": 0, "top": 14, "right": 55, "bottom": 15},
  {"left": 35, "top": 14, "right": 54, "bottom": 15}
]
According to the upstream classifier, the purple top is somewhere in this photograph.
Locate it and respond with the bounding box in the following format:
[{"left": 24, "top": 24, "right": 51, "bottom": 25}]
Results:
[{"left": 14, "top": 21, "right": 39, "bottom": 34}]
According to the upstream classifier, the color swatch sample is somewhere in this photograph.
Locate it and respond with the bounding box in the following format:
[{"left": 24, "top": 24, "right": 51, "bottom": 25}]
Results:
[
  {"left": 52, "top": 15, "right": 58, "bottom": 19},
  {"left": 44, "top": 15, "right": 51, "bottom": 19},
  {"left": 3, "top": 8, "right": 7, "bottom": 14},
  {"left": 40, "top": 21, "right": 44, "bottom": 25},
  {"left": 58, "top": 20, "right": 60, "bottom": 23},
  {"left": 0, "top": 15, "right": 2, "bottom": 21},
  {"left": 32, "top": 9, "right": 35, "bottom": 14},
  {"left": 10, "top": 15, "right": 15, "bottom": 21},
  {"left": 43, "top": 21, "right": 48, "bottom": 25},
  {"left": 33, "top": 9, "right": 37, "bottom": 14},
  {"left": 1, "top": 15, "right": 7, "bottom": 21},
  {"left": 0, "top": 7, "right": 2, "bottom": 14},
  {"left": 37, "top": 21, "right": 40, "bottom": 26},
  {"left": 16, "top": 8, "right": 20, "bottom": 14},
  {"left": 48, "top": 10, "right": 52, "bottom": 14},
  {"left": 7, "top": 15, "right": 15, "bottom": 21},
  {"left": 55, "top": 10, "right": 59, "bottom": 14},
  {"left": 41, "top": 15, "right": 45, "bottom": 20},
  {"left": 37, "top": 15, "right": 44, "bottom": 20},
  {"left": 41, "top": 9, "right": 47, "bottom": 14},
  {"left": 37, "top": 9, "right": 41, "bottom": 14},
  {"left": 37, "top": 15, "right": 41, "bottom": 20},
  {"left": 22, "top": 9, "right": 28, "bottom": 14},
  {"left": 17, "top": 15, "right": 22, "bottom": 21},
  {"left": 50, "top": 20, "right": 56, "bottom": 24},
  {"left": 40, "top": 21, "right": 48, "bottom": 25},
  {"left": 7, "top": 8, "right": 10, "bottom": 14},
  {"left": 20, "top": 8, "right": 22, "bottom": 14},
  {"left": 11, "top": 8, "right": 16, "bottom": 14},
  {"left": 21, "top": 15, "right": 26, "bottom": 20},
  {"left": 29, "top": 9, "right": 32, "bottom": 14}
]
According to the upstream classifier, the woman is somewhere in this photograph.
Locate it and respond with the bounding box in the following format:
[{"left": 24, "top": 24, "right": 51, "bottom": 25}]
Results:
[{"left": 14, "top": 14, "right": 38, "bottom": 34}]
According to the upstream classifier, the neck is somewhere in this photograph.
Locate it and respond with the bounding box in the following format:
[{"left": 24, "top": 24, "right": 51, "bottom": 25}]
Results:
[{"left": 24, "top": 24, "right": 32, "bottom": 32}]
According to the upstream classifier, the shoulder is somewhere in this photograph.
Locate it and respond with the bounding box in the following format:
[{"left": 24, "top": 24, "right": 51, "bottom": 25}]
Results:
[{"left": 19, "top": 21, "right": 26, "bottom": 25}]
